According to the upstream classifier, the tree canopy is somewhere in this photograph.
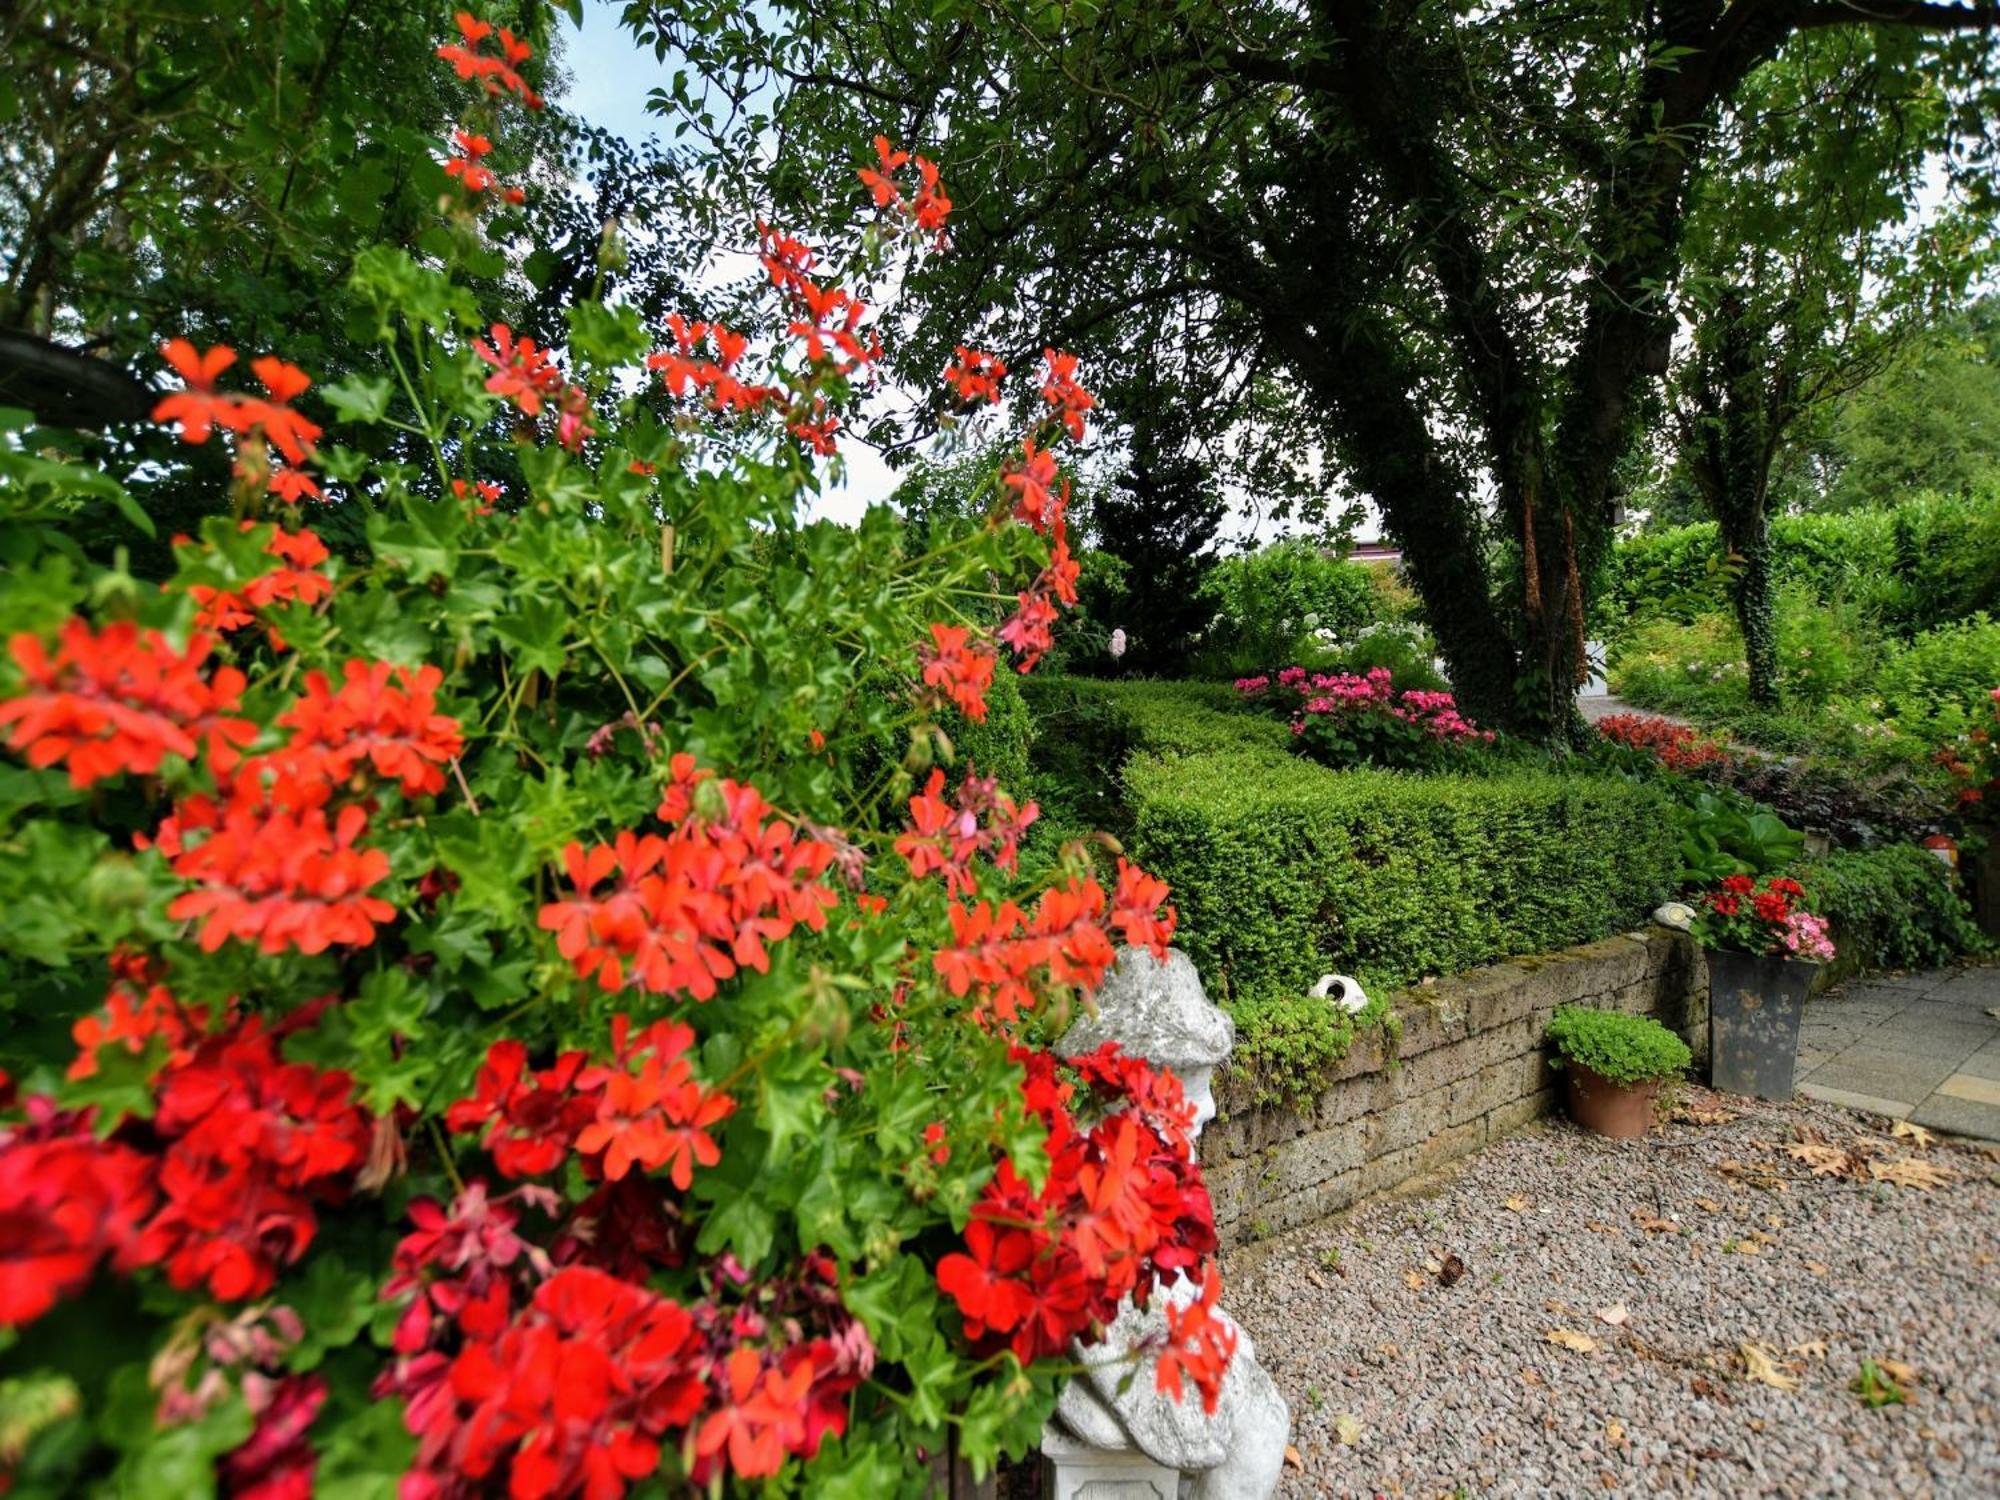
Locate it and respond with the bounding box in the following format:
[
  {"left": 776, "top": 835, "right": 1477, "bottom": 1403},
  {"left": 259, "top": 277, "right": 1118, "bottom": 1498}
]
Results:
[{"left": 619, "top": 0, "right": 2000, "bottom": 732}]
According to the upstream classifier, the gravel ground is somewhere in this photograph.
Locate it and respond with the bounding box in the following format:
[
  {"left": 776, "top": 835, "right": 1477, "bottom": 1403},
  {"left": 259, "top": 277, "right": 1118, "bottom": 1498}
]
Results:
[{"left": 1224, "top": 1087, "right": 2000, "bottom": 1498}]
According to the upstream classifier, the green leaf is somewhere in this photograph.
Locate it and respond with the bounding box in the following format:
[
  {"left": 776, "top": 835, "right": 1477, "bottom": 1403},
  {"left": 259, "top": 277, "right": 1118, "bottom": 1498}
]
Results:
[{"left": 320, "top": 375, "right": 395, "bottom": 425}]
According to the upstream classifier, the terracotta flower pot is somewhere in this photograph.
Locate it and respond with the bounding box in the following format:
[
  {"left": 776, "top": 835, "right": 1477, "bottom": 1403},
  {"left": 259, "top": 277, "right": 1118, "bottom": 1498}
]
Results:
[
  {"left": 1563, "top": 1063, "right": 1659, "bottom": 1139},
  {"left": 1707, "top": 949, "right": 1817, "bottom": 1101}
]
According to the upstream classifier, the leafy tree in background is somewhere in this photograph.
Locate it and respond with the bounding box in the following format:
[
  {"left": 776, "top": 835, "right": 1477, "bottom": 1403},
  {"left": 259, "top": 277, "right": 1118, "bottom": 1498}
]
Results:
[
  {"left": 1811, "top": 297, "right": 2000, "bottom": 509},
  {"left": 0, "top": 0, "right": 701, "bottom": 563},
  {"left": 1665, "top": 31, "right": 1992, "bottom": 707},
  {"left": 615, "top": 0, "right": 2000, "bottom": 738}
]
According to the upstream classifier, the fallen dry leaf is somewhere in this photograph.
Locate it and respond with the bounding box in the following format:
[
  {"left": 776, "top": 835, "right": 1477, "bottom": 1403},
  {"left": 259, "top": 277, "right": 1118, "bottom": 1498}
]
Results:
[
  {"left": 1520, "top": 1368, "right": 1543, "bottom": 1387},
  {"left": 1584, "top": 1219, "right": 1619, "bottom": 1234},
  {"left": 1789, "top": 1341, "right": 1829, "bottom": 1362},
  {"left": 1869, "top": 1156, "right": 1954, "bottom": 1191},
  {"left": 1437, "top": 1251, "right": 1466, "bottom": 1287},
  {"left": 1890, "top": 1121, "right": 1935, "bottom": 1151},
  {"left": 1635, "top": 1213, "right": 1680, "bottom": 1233},
  {"left": 1596, "top": 1303, "right": 1630, "bottom": 1327},
  {"left": 1305, "top": 1269, "right": 1331, "bottom": 1291},
  {"left": 1677, "top": 1106, "right": 1737, "bottom": 1126},
  {"left": 1606, "top": 1418, "right": 1626, "bottom": 1444},
  {"left": 1403, "top": 1269, "right": 1427, "bottom": 1291},
  {"left": 1504, "top": 1195, "right": 1531, "bottom": 1212},
  {"left": 1283, "top": 1444, "right": 1303, "bottom": 1470},
  {"left": 1879, "top": 1357, "right": 1919, "bottom": 1386},
  {"left": 1377, "top": 1343, "right": 1399, "bottom": 1358},
  {"left": 1547, "top": 1328, "right": 1599, "bottom": 1354},
  {"left": 1805, "top": 1260, "right": 1829, "bottom": 1276},
  {"left": 1786, "top": 1142, "right": 1854, "bottom": 1177},
  {"left": 1333, "top": 1412, "right": 1363, "bottom": 1446},
  {"left": 1719, "top": 1159, "right": 1789, "bottom": 1192},
  {"left": 1739, "top": 1341, "right": 1801, "bottom": 1392},
  {"left": 1732, "top": 1240, "right": 1760, "bottom": 1256},
  {"left": 1694, "top": 1196, "right": 1723, "bottom": 1212}
]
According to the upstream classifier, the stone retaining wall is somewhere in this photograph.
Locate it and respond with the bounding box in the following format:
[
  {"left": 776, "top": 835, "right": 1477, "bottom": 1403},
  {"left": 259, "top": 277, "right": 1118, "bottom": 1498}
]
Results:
[{"left": 1200, "top": 927, "right": 1707, "bottom": 1244}]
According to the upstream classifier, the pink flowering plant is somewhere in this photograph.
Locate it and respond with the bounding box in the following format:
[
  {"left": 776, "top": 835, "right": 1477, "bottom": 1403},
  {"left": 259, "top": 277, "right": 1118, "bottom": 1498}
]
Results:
[{"left": 1234, "top": 665, "right": 1494, "bottom": 771}]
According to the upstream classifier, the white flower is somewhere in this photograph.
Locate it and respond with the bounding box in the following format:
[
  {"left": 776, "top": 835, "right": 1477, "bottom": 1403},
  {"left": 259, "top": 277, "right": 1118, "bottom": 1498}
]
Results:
[{"left": 1109, "top": 628, "right": 1127, "bottom": 660}]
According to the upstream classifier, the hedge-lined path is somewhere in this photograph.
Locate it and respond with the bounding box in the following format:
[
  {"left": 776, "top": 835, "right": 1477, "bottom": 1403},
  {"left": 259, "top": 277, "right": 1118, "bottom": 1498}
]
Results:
[
  {"left": 1226, "top": 1088, "right": 2000, "bottom": 1497},
  {"left": 1799, "top": 967, "right": 2000, "bottom": 1143}
]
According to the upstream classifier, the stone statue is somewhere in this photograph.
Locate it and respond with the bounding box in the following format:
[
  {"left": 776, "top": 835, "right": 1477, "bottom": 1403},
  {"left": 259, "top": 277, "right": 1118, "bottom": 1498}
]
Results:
[{"left": 1042, "top": 948, "right": 1292, "bottom": 1500}]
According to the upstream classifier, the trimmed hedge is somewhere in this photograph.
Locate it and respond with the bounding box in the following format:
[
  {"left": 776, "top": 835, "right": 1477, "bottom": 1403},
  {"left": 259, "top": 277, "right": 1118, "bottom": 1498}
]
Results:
[
  {"left": 1601, "top": 491, "right": 2000, "bottom": 639},
  {"left": 950, "top": 665, "right": 1033, "bottom": 788},
  {"left": 1020, "top": 676, "right": 1289, "bottom": 838},
  {"left": 1799, "top": 844, "right": 1986, "bottom": 973},
  {"left": 1123, "top": 750, "right": 1680, "bottom": 1001}
]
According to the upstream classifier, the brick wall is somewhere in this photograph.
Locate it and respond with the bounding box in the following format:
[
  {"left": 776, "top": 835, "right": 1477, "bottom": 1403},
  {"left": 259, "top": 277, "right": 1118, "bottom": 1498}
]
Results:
[{"left": 1200, "top": 927, "right": 1706, "bottom": 1244}]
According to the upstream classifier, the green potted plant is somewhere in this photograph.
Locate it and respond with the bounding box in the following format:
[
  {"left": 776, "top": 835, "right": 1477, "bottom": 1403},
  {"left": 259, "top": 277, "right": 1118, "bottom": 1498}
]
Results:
[
  {"left": 1692, "top": 874, "right": 1836, "bottom": 1099},
  {"left": 1545, "top": 1005, "right": 1692, "bottom": 1138}
]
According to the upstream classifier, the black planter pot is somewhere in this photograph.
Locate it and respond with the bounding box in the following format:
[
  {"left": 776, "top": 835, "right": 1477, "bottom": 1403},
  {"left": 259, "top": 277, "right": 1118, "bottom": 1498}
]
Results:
[{"left": 1707, "top": 950, "right": 1818, "bottom": 1101}]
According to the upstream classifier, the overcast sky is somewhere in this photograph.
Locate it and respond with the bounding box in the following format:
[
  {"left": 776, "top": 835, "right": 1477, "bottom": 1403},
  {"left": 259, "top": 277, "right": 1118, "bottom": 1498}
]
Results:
[{"left": 558, "top": 4, "right": 909, "bottom": 525}]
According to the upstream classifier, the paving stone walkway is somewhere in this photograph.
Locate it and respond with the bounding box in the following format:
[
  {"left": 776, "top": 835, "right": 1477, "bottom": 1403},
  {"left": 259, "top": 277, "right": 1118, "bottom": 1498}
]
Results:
[{"left": 1797, "top": 964, "right": 2000, "bottom": 1141}]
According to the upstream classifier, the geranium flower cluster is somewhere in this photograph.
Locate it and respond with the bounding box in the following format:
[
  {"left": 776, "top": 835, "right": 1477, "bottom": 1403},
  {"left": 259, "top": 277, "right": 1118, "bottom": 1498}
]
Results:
[
  {"left": 1691, "top": 873, "right": 1835, "bottom": 962},
  {"left": 538, "top": 754, "right": 839, "bottom": 999},
  {"left": 2, "top": 991, "right": 369, "bottom": 1325},
  {"left": 435, "top": 9, "right": 544, "bottom": 108},
  {"left": 0, "top": 619, "right": 256, "bottom": 787},
  {"left": 443, "top": 129, "right": 526, "bottom": 205},
  {"left": 380, "top": 1172, "right": 870, "bottom": 1493},
  {"left": 476, "top": 323, "right": 595, "bottom": 451},
  {"left": 149, "top": 660, "right": 462, "bottom": 955},
  {"left": 1595, "top": 711, "right": 1730, "bottom": 773},
  {"left": 182, "top": 522, "right": 336, "bottom": 646},
  {"left": 917, "top": 623, "right": 997, "bottom": 722},
  {"left": 932, "top": 861, "right": 1177, "bottom": 1025},
  {"left": 894, "top": 767, "right": 1040, "bottom": 898},
  {"left": 858, "top": 134, "right": 952, "bottom": 245},
  {"left": 446, "top": 1017, "right": 734, "bottom": 1192},
  {"left": 154, "top": 341, "right": 323, "bottom": 466},
  {"left": 937, "top": 1045, "right": 1233, "bottom": 1409}
]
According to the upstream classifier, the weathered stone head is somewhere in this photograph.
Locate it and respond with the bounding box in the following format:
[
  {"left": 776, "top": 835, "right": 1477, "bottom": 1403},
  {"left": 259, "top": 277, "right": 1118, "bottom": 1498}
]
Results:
[{"left": 1060, "top": 946, "right": 1235, "bottom": 1139}]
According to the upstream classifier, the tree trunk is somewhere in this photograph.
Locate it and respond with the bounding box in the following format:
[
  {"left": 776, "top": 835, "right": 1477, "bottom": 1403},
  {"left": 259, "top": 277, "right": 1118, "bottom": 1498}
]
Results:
[{"left": 1723, "top": 505, "right": 1779, "bottom": 709}]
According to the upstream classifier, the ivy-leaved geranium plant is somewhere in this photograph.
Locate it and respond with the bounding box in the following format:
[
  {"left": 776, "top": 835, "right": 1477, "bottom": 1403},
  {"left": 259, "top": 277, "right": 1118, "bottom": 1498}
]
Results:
[{"left": 0, "top": 15, "right": 1233, "bottom": 1497}]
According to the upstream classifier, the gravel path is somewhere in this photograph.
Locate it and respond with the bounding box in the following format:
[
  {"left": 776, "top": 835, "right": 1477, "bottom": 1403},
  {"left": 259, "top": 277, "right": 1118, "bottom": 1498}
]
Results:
[{"left": 1224, "top": 1087, "right": 2000, "bottom": 1497}]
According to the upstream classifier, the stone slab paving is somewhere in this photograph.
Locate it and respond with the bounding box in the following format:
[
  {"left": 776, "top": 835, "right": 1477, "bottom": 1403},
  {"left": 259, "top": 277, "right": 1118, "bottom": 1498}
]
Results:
[{"left": 1797, "top": 965, "right": 2000, "bottom": 1142}]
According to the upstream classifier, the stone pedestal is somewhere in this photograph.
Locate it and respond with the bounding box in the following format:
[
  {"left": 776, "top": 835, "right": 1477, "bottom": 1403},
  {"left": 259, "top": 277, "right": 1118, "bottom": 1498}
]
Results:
[{"left": 1040, "top": 948, "right": 1290, "bottom": 1500}]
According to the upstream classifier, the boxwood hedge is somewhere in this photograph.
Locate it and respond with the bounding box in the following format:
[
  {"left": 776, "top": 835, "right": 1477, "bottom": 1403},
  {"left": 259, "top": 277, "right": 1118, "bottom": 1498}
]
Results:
[{"left": 1122, "top": 748, "right": 1680, "bottom": 1002}]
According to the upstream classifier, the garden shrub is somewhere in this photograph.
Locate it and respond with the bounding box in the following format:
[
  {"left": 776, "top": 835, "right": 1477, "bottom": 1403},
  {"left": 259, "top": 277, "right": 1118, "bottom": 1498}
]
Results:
[
  {"left": 1798, "top": 845, "right": 1986, "bottom": 971},
  {"left": 1191, "top": 541, "right": 1382, "bottom": 677},
  {"left": 1601, "top": 495, "right": 2000, "bottom": 639},
  {"left": 1233, "top": 667, "right": 1491, "bottom": 771},
  {"left": 1330, "top": 624, "right": 1449, "bottom": 692},
  {"left": 1122, "top": 751, "right": 1680, "bottom": 1004},
  {"left": 0, "top": 50, "right": 1234, "bottom": 1497},
  {"left": 1545, "top": 1005, "right": 1691, "bottom": 1085},
  {"left": 1876, "top": 614, "right": 2000, "bottom": 742}
]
